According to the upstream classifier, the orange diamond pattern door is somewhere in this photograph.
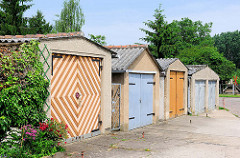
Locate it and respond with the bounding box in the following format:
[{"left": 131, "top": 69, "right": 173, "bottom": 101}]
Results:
[
  {"left": 51, "top": 53, "right": 101, "bottom": 137},
  {"left": 170, "top": 71, "right": 184, "bottom": 118}
]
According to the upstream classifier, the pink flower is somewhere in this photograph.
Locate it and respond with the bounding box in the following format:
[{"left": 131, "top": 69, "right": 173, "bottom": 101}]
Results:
[
  {"left": 23, "top": 138, "right": 26, "bottom": 141},
  {"left": 32, "top": 137, "right": 36, "bottom": 140},
  {"left": 26, "top": 132, "right": 31, "bottom": 135}
]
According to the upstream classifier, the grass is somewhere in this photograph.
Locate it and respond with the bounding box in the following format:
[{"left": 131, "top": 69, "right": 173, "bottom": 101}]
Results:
[
  {"left": 219, "top": 106, "right": 229, "bottom": 111},
  {"left": 219, "top": 94, "right": 240, "bottom": 98}
]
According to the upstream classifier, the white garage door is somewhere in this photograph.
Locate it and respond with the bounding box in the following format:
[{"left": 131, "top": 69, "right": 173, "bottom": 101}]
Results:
[
  {"left": 208, "top": 81, "right": 216, "bottom": 111},
  {"left": 195, "top": 81, "right": 206, "bottom": 114}
]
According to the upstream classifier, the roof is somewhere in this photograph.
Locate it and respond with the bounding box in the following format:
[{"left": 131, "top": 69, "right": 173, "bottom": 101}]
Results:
[
  {"left": 186, "top": 65, "right": 207, "bottom": 75},
  {"left": 156, "top": 58, "right": 178, "bottom": 71},
  {"left": 107, "top": 45, "right": 147, "bottom": 72},
  {"left": 0, "top": 32, "right": 116, "bottom": 55}
]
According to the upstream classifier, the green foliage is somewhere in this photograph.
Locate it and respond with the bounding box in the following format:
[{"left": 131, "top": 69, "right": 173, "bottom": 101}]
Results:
[
  {"left": 0, "top": 116, "right": 11, "bottom": 142},
  {"left": 28, "top": 10, "right": 53, "bottom": 34},
  {"left": 214, "top": 30, "right": 240, "bottom": 68},
  {"left": 89, "top": 34, "right": 107, "bottom": 45},
  {"left": 0, "top": 0, "right": 33, "bottom": 35},
  {"left": 0, "top": 41, "right": 49, "bottom": 128},
  {"left": 55, "top": 0, "right": 85, "bottom": 32},
  {"left": 0, "top": 120, "right": 67, "bottom": 157},
  {"left": 140, "top": 5, "right": 213, "bottom": 58},
  {"left": 177, "top": 45, "right": 236, "bottom": 81}
]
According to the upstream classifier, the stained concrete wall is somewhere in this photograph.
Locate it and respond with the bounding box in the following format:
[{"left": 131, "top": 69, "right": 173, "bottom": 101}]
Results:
[
  {"left": 164, "top": 59, "right": 188, "bottom": 120},
  {"left": 189, "top": 67, "right": 220, "bottom": 115},
  {"left": 39, "top": 37, "right": 112, "bottom": 134},
  {"left": 112, "top": 49, "right": 161, "bottom": 131}
]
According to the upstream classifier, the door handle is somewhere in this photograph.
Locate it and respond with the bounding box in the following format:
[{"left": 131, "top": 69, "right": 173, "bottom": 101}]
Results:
[{"left": 129, "top": 117, "right": 135, "bottom": 120}]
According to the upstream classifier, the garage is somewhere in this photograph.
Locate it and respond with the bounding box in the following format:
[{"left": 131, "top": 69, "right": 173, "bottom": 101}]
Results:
[
  {"left": 187, "top": 65, "right": 219, "bottom": 115},
  {"left": 157, "top": 58, "right": 188, "bottom": 119},
  {"left": 109, "top": 45, "right": 161, "bottom": 131},
  {"left": 37, "top": 32, "right": 116, "bottom": 141},
  {"left": 0, "top": 32, "right": 116, "bottom": 141}
]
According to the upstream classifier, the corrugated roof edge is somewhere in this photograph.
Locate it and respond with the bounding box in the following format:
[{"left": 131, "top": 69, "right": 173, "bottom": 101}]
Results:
[
  {"left": 109, "top": 45, "right": 163, "bottom": 72},
  {"left": 186, "top": 65, "right": 219, "bottom": 78},
  {"left": 0, "top": 32, "right": 117, "bottom": 55}
]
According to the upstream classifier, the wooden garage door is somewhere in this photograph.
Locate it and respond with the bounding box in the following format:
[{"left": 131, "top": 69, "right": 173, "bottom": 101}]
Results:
[
  {"left": 195, "top": 81, "right": 206, "bottom": 114},
  {"left": 51, "top": 53, "right": 101, "bottom": 137},
  {"left": 129, "top": 74, "right": 154, "bottom": 130},
  {"left": 208, "top": 81, "right": 216, "bottom": 111},
  {"left": 170, "top": 71, "right": 184, "bottom": 118}
]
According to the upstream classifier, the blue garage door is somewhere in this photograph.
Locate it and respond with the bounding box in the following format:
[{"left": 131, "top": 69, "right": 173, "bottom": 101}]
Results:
[
  {"left": 208, "top": 81, "right": 216, "bottom": 111},
  {"left": 129, "top": 73, "right": 154, "bottom": 130},
  {"left": 195, "top": 81, "right": 206, "bottom": 114}
]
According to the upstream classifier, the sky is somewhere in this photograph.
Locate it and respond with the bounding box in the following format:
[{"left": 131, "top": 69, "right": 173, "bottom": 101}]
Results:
[{"left": 24, "top": 0, "right": 240, "bottom": 45}]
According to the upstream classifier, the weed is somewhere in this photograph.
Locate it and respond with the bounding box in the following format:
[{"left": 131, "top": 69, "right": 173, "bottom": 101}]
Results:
[
  {"left": 145, "top": 148, "right": 151, "bottom": 151},
  {"left": 219, "top": 107, "right": 229, "bottom": 111}
]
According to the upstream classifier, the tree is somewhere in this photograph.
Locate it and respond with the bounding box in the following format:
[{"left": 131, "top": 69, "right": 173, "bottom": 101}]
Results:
[
  {"left": 89, "top": 34, "right": 107, "bottom": 45},
  {"left": 55, "top": 0, "right": 85, "bottom": 33},
  {"left": 214, "top": 30, "right": 240, "bottom": 68},
  {"left": 177, "top": 45, "right": 236, "bottom": 81},
  {"left": 140, "top": 5, "right": 168, "bottom": 58},
  {"left": 0, "top": 0, "right": 33, "bottom": 35},
  {"left": 141, "top": 6, "right": 213, "bottom": 58},
  {"left": 28, "top": 10, "right": 53, "bottom": 34}
]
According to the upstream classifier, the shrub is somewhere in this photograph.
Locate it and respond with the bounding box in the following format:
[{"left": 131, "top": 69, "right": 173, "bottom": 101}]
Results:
[
  {"left": 0, "top": 116, "right": 11, "bottom": 142},
  {"left": 0, "top": 119, "right": 68, "bottom": 157},
  {"left": 0, "top": 40, "right": 49, "bottom": 127}
]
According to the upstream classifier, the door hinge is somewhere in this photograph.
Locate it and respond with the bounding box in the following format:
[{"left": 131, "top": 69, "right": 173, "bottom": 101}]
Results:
[
  {"left": 52, "top": 54, "right": 63, "bottom": 75},
  {"left": 170, "top": 77, "right": 173, "bottom": 79},
  {"left": 179, "top": 78, "right": 184, "bottom": 79},
  {"left": 169, "top": 111, "right": 173, "bottom": 113},
  {"left": 129, "top": 83, "right": 136, "bottom": 85},
  {"left": 179, "top": 108, "right": 184, "bottom": 111},
  {"left": 147, "top": 113, "right": 155, "bottom": 116},
  {"left": 147, "top": 82, "right": 155, "bottom": 85}
]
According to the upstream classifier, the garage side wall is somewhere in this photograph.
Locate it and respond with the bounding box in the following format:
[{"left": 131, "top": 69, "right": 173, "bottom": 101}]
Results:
[
  {"left": 190, "top": 67, "right": 219, "bottom": 114},
  {"left": 39, "top": 38, "right": 112, "bottom": 134},
  {"left": 165, "top": 60, "right": 188, "bottom": 120}
]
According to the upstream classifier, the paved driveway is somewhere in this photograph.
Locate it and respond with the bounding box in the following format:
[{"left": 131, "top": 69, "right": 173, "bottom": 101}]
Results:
[
  {"left": 219, "top": 97, "right": 240, "bottom": 117},
  {"left": 55, "top": 110, "right": 240, "bottom": 158}
]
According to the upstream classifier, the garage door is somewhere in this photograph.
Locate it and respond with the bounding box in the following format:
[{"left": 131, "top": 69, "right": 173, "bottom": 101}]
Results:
[
  {"left": 170, "top": 71, "right": 184, "bottom": 118},
  {"left": 208, "top": 81, "right": 216, "bottom": 111},
  {"left": 129, "top": 74, "right": 154, "bottom": 130},
  {"left": 195, "top": 81, "right": 206, "bottom": 114},
  {"left": 51, "top": 54, "right": 101, "bottom": 138}
]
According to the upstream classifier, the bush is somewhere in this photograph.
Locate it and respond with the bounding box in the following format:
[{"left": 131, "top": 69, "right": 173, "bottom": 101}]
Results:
[
  {"left": 0, "top": 40, "right": 49, "bottom": 127},
  {"left": 0, "top": 116, "right": 11, "bottom": 142},
  {"left": 0, "top": 118, "right": 68, "bottom": 157}
]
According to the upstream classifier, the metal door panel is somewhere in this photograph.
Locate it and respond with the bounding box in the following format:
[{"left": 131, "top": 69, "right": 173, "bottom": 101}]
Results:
[
  {"left": 208, "top": 81, "right": 216, "bottom": 110},
  {"left": 140, "top": 74, "right": 154, "bottom": 126},
  {"left": 111, "top": 84, "right": 121, "bottom": 130},
  {"left": 195, "top": 81, "right": 205, "bottom": 114},
  {"left": 170, "top": 71, "right": 177, "bottom": 118},
  {"left": 129, "top": 74, "right": 141, "bottom": 130},
  {"left": 177, "top": 72, "right": 184, "bottom": 116}
]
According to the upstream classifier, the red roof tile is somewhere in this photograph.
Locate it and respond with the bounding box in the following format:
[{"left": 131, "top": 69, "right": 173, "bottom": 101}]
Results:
[
  {"left": 105, "top": 44, "right": 147, "bottom": 49},
  {"left": 0, "top": 32, "right": 83, "bottom": 39}
]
